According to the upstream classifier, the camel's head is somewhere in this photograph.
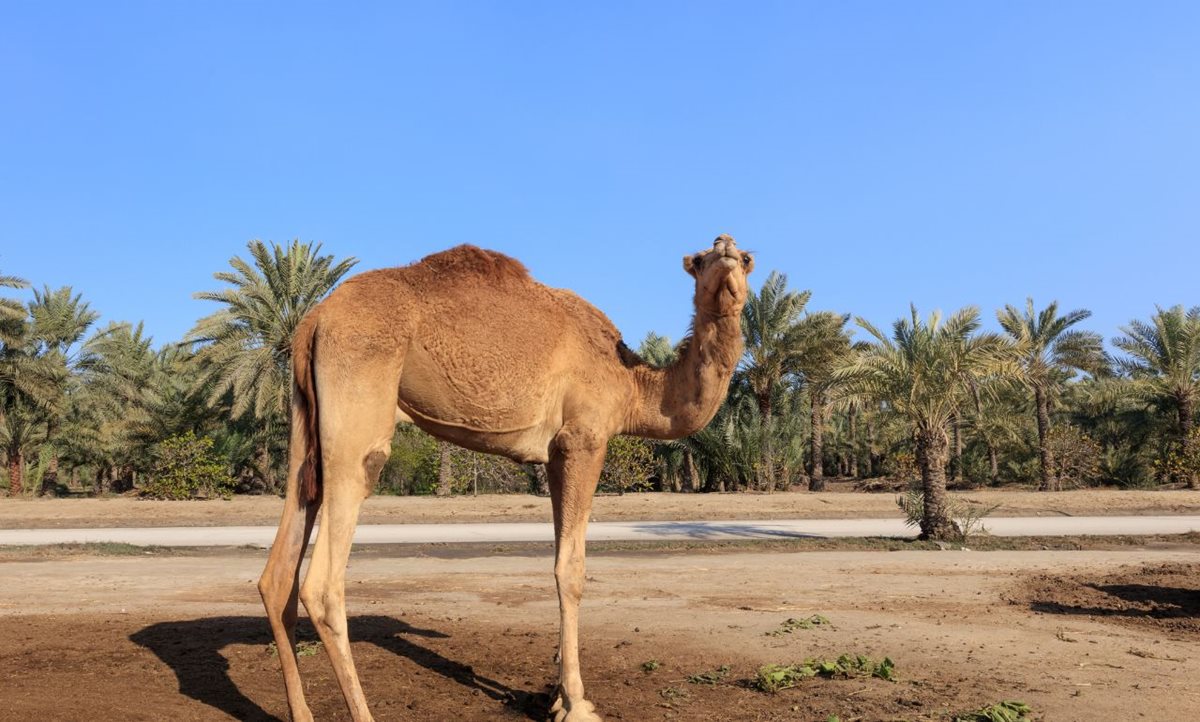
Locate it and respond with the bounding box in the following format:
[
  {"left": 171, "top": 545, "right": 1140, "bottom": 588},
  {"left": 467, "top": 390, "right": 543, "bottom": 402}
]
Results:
[{"left": 683, "top": 234, "right": 754, "bottom": 317}]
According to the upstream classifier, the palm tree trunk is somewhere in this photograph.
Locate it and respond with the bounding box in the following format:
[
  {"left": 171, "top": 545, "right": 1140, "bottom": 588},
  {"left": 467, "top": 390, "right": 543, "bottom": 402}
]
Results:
[
  {"left": 866, "top": 417, "right": 881, "bottom": 477},
  {"left": 7, "top": 447, "right": 22, "bottom": 496},
  {"left": 257, "top": 440, "right": 274, "bottom": 493},
  {"left": 436, "top": 442, "right": 453, "bottom": 496},
  {"left": 808, "top": 390, "right": 826, "bottom": 491},
  {"left": 40, "top": 419, "right": 59, "bottom": 496},
  {"left": 949, "top": 414, "right": 962, "bottom": 484},
  {"left": 40, "top": 452, "right": 60, "bottom": 496},
  {"left": 757, "top": 393, "right": 775, "bottom": 492},
  {"left": 848, "top": 403, "right": 859, "bottom": 479},
  {"left": 987, "top": 443, "right": 999, "bottom": 484},
  {"left": 915, "top": 426, "right": 958, "bottom": 540},
  {"left": 1179, "top": 393, "right": 1197, "bottom": 489},
  {"left": 682, "top": 449, "right": 700, "bottom": 493},
  {"left": 93, "top": 465, "right": 108, "bottom": 496},
  {"left": 1035, "top": 386, "right": 1055, "bottom": 491}
]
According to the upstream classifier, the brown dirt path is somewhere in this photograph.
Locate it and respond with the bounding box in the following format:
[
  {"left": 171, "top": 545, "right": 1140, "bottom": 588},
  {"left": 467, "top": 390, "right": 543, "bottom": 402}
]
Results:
[
  {"left": 2, "top": 487, "right": 1199, "bottom": 529},
  {"left": 1, "top": 546, "right": 1197, "bottom": 721}
]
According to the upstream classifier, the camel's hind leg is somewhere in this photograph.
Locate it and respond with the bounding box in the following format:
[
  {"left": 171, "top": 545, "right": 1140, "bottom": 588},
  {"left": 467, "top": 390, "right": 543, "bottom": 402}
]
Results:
[
  {"left": 299, "top": 375, "right": 397, "bottom": 722},
  {"left": 259, "top": 397, "right": 323, "bottom": 722}
]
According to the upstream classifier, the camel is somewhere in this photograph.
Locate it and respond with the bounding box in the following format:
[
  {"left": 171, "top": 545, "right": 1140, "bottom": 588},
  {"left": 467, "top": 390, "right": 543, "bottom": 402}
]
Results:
[{"left": 258, "top": 234, "right": 754, "bottom": 721}]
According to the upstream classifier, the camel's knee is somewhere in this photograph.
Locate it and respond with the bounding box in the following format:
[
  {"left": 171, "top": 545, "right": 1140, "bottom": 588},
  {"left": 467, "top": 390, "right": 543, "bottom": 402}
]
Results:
[
  {"left": 554, "top": 558, "right": 586, "bottom": 605},
  {"left": 301, "top": 582, "right": 349, "bottom": 631},
  {"left": 257, "top": 572, "right": 274, "bottom": 604},
  {"left": 363, "top": 448, "right": 390, "bottom": 489},
  {"left": 299, "top": 583, "right": 328, "bottom": 625},
  {"left": 259, "top": 567, "right": 294, "bottom": 613}
]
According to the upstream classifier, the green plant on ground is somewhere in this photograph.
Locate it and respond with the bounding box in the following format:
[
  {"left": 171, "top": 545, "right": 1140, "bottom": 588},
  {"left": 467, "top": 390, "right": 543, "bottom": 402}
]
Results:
[
  {"left": 658, "top": 686, "right": 689, "bottom": 704},
  {"left": 953, "top": 700, "right": 1033, "bottom": 722},
  {"left": 640, "top": 659, "right": 661, "bottom": 673},
  {"left": 267, "top": 640, "right": 323, "bottom": 657},
  {"left": 686, "top": 664, "right": 730, "bottom": 685},
  {"left": 753, "top": 654, "right": 896, "bottom": 692},
  {"left": 767, "top": 614, "right": 831, "bottom": 636}
]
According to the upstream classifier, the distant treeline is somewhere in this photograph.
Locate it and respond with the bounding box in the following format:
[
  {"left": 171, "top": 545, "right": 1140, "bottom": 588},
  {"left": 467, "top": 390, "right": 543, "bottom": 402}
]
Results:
[{"left": 2, "top": 242, "right": 1197, "bottom": 514}]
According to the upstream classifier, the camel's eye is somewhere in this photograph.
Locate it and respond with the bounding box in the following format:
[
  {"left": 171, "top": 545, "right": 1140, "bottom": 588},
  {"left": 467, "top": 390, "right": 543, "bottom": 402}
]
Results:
[{"left": 741, "top": 254, "right": 751, "bottom": 266}]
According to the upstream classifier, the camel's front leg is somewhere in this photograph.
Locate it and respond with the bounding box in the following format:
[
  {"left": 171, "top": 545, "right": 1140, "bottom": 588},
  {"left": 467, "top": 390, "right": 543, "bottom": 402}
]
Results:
[{"left": 547, "top": 427, "right": 606, "bottom": 722}]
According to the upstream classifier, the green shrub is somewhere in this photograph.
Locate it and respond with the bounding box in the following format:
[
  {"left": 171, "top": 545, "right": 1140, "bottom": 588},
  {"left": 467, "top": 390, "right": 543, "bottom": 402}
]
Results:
[
  {"left": 599, "top": 436, "right": 657, "bottom": 493},
  {"left": 1044, "top": 425, "right": 1102, "bottom": 489},
  {"left": 141, "top": 432, "right": 235, "bottom": 500},
  {"left": 378, "top": 426, "right": 440, "bottom": 495},
  {"left": 1155, "top": 428, "right": 1200, "bottom": 486}
]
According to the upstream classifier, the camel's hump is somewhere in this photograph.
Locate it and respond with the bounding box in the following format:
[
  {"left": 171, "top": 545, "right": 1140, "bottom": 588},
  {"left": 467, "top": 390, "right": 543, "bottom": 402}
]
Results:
[{"left": 413, "top": 244, "right": 531, "bottom": 283}]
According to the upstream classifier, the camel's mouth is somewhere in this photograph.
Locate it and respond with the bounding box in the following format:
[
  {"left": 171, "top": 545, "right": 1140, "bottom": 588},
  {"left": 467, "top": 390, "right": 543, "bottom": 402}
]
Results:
[{"left": 716, "top": 272, "right": 743, "bottom": 307}]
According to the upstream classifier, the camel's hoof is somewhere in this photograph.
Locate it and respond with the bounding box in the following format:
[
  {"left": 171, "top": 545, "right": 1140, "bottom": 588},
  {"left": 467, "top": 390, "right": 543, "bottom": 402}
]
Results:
[{"left": 550, "top": 696, "right": 603, "bottom": 722}]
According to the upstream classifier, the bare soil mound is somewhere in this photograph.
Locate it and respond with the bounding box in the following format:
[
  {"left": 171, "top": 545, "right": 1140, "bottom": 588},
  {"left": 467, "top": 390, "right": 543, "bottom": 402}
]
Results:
[{"left": 1013, "top": 561, "right": 1200, "bottom": 640}]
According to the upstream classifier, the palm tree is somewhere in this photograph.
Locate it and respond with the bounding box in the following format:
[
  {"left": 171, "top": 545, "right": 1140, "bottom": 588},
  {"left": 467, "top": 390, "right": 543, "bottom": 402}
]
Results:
[
  {"left": 0, "top": 316, "right": 62, "bottom": 494},
  {"left": 963, "top": 379, "right": 1027, "bottom": 484},
  {"left": 1113, "top": 305, "right": 1200, "bottom": 488},
  {"left": 1065, "top": 377, "right": 1162, "bottom": 488},
  {"left": 740, "top": 271, "right": 812, "bottom": 489},
  {"left": 637, "top": 331, "right": 678, "bottom": 367},
  {"left": 28, "top": 286, "right": 100, "bottom": 494},
  {"left": 74, "top": 322, "right": 159, "bottom": 492},
  {"left": 186, "top": 240, "right": 357, "bottom": 492},
  {"left": 836, "top": 306, "right": 1015, "bottom": 539},
  {"left": 791, "top": 312, "right": 853, "bottom": 491},
  {"left": 997, "top": 299, "right": 1107, "bottom": 490},
  {"left": 1, "top": 389, "right": 47, "bottom": 495},
  {"left": 0, "top": 270, "right": 28, "bottom": 344},
  {"left": 686, "top": 381, "right": 769, "bottom": 492}
]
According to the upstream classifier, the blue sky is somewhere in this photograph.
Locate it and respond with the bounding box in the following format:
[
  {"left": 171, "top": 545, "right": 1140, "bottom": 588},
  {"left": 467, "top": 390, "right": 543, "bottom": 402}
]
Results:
[{"left": 1, "top": 2, "right": 1197, "bottom": 350}]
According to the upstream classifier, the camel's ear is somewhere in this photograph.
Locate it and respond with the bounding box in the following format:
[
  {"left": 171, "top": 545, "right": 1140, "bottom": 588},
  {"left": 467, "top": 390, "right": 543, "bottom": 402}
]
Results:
[{"left": 683, "top": 253, "right": 702, "bottom": 278}]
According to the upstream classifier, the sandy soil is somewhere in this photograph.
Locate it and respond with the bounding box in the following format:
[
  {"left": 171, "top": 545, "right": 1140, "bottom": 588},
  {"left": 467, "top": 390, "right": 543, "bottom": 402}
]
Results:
[
  {"left": 1, "top": 545, "right": 1197, "bottom": 721},
  {"left": 3, "top": 487, "right": 1199, "bottom": 529}
]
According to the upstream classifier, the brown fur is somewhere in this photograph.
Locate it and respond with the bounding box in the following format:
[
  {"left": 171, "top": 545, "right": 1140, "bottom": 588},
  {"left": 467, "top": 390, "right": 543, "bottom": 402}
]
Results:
[
  {"left": 292, "top": 315, "right": 322, "bottom": 504},
  {"left": 259, "top": 236, "right": 754, "bottom": 722}
]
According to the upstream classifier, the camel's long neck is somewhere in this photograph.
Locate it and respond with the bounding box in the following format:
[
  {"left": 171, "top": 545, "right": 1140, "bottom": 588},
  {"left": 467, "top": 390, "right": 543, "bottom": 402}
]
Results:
[{"left": 625, "top": 310, "right": 744, "bottom": 439}]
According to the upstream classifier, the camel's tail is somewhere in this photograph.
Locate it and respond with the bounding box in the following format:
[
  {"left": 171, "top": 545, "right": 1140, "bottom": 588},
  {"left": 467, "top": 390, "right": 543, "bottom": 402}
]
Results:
[{"left": 292, "top": 315, "right": 322, "bottom": 505}]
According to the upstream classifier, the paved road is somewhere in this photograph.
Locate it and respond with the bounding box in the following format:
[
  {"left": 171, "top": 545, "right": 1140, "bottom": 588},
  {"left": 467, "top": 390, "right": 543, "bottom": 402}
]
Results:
[{"left": 1, "top": 516, "right": 1198, "bottom": 547}]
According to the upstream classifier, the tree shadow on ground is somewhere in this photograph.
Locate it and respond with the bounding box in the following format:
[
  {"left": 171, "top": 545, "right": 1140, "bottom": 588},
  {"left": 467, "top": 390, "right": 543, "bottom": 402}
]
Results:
[
  {"left": 630, "top": 521, "right": 825, "bottom": 540},
  {"left": 130, "top": 615, "right": 549, "bottom": 721},
  {"left": 1031, "top": 583, "right": 1200, "bottom": 620}
]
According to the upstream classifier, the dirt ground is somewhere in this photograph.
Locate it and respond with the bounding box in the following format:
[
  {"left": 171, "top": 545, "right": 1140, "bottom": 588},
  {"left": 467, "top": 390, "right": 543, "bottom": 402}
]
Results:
[
  {"left": 3, "top": 487, "right": 1200, "bottom": 529},
  {"left": 1, "top": 544, "right": 1197, "bottom": 721}
]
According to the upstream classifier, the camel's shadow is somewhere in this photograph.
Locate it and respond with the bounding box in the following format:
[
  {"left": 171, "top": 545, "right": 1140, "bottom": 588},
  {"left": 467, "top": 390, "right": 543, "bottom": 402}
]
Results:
[{"left": 130, "top": 615, "right": 549, "bottom": 721}]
